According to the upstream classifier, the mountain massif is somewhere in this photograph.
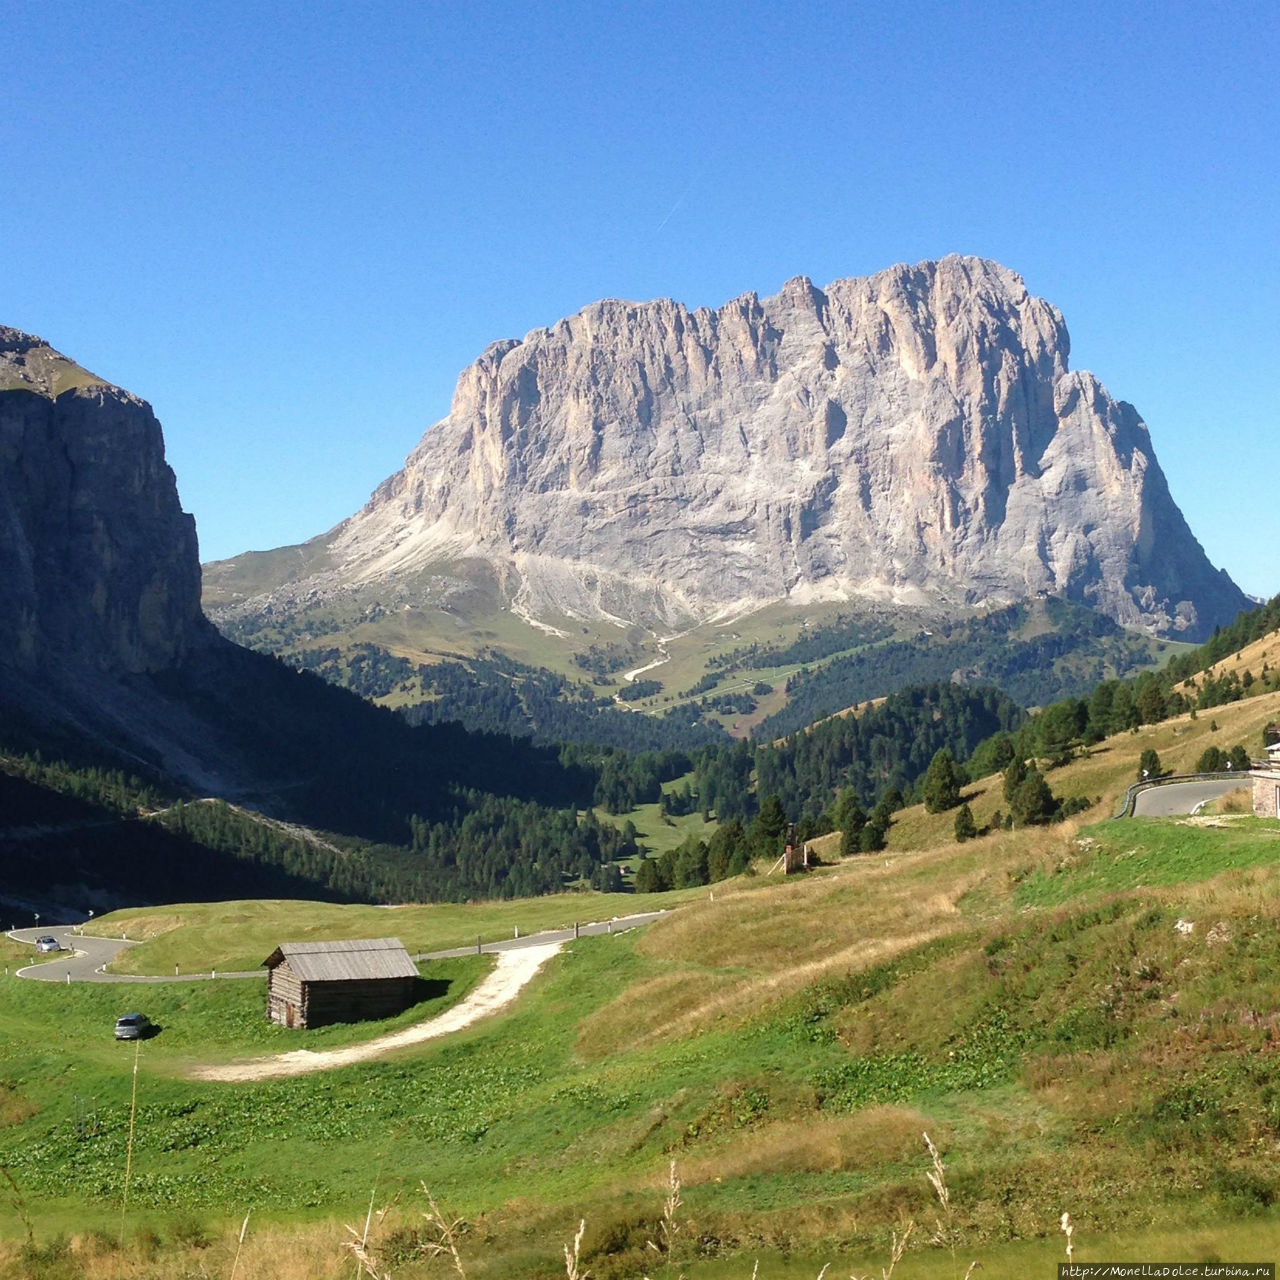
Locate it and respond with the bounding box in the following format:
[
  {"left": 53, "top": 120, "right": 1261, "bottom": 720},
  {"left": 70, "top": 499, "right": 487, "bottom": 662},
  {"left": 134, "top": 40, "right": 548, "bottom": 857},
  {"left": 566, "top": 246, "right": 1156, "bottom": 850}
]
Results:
[
  {"left": 0, "top": 261, "right": 1257, "bottom": 912},
  {"left": 206, "top": 256, "right": 1245, "bottom": 643}
]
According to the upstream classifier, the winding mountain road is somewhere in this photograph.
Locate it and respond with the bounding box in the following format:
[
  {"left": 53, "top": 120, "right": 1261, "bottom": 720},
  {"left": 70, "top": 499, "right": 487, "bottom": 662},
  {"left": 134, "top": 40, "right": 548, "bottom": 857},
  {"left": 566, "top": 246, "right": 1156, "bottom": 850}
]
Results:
[
  {"left": 5, "top": 911, "right": 668, "bottom": 983},
  {"left": 7, "top": 928, "right": 152, "bottom": 982}
]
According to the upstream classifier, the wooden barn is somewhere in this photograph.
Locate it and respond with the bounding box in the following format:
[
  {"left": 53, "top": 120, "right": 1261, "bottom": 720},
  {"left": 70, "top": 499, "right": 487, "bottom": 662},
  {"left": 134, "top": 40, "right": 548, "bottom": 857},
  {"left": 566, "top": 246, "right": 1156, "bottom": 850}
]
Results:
[{"left": 263, "top": 937, "right": 419, "bottom": 1029}]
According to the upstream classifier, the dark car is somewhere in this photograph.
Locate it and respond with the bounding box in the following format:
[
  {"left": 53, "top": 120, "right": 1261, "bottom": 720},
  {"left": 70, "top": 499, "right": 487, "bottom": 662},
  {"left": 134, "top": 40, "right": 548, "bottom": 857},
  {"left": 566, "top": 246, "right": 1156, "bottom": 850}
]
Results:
[
  {"left": 34, "top": 935, "right": 62, "bottom": 953},
  {"left": 113, "top": 1013, "right": 151, "bottom": 1041}
]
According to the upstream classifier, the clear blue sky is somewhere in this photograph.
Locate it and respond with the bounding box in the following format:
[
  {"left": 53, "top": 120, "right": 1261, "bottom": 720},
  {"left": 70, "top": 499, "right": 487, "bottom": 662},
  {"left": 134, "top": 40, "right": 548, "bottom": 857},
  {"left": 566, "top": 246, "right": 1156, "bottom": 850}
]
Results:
[{"left": 4, "top": 1, "right": 1278, "bottom": 596}]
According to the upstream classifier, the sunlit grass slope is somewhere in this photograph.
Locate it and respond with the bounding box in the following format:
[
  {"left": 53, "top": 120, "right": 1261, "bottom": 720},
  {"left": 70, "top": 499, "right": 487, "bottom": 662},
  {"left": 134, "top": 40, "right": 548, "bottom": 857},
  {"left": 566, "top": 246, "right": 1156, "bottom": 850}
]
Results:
[
  {"left": 3, "top": 668, "right": 1280, "bottom": 1277},
  {"left": 97, "top": 882, "right": 714, "bottom": 976}
]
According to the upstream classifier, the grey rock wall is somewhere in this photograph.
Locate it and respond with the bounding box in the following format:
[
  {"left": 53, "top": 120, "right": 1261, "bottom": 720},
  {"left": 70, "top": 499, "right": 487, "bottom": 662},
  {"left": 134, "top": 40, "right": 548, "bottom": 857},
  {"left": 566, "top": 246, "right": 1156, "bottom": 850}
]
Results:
[
  {"left": 0, "top": 328, "right": 206, "bottom": 677},
  {"left": 215, "top": 257, "right": 1247, "bottom": 640}
]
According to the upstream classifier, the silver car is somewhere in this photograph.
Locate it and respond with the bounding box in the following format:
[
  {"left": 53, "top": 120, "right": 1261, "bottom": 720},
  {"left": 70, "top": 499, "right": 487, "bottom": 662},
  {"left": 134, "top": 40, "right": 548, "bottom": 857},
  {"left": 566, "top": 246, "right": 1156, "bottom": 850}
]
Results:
[
  {"left": 34, "top": 935, "right": 62, "bottom": 953},
  {"left": 113, "top": 1013, "right": 151, "bottom": 1040}
]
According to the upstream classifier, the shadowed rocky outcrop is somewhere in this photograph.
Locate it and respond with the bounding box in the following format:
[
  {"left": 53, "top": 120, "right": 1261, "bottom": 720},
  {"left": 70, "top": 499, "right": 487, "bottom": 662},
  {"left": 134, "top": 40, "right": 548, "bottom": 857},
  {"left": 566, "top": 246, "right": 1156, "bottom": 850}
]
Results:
[{"left": 0, "top": 327, "right": 207, "bottom": 676}]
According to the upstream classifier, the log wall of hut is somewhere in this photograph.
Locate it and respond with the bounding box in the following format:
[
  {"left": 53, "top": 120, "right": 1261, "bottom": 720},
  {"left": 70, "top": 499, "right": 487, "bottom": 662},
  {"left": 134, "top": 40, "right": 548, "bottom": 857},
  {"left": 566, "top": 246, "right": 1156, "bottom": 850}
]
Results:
[
  {"left": 266, "top": 964, "right": 416, "bottom": 1029},
  {"left": 303, "top": 976, "right": 417, "bottom": 1028},
  {"left": 267, "top": 961, "right": 305, "bottom": 1028}
]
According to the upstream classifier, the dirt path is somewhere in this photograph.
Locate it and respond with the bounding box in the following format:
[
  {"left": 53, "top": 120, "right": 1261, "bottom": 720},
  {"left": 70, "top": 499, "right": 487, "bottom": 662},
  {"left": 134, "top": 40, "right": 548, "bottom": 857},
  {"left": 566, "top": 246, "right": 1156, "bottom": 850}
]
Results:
[{"left": 190, "top": 941, "right": 562, "bottom": 1082}]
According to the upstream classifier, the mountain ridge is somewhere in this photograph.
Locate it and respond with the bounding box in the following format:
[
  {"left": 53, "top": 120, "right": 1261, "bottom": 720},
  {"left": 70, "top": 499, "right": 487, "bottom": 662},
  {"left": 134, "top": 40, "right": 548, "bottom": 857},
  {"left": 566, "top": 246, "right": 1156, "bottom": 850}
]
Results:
[{"left": 205, "top": 255, "right": 1245, "bottom": 645}]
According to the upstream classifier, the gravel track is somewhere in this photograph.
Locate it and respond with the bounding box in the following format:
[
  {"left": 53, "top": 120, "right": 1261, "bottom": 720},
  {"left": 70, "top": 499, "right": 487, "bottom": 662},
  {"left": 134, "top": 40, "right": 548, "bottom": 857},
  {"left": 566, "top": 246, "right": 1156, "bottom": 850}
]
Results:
[{"left": 189, "top": 941, "right": 562, "bottom": 1081}]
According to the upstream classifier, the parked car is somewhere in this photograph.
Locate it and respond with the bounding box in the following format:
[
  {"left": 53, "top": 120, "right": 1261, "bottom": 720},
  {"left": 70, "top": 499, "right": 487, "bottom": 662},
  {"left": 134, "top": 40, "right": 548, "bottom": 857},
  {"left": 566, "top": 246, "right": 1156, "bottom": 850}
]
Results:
[
  {"left": 34, "top": 935, "right": 62, "bottom": 953},
  {"left": 113, "top": 1013, "right": 151, "bottom": 1040}
]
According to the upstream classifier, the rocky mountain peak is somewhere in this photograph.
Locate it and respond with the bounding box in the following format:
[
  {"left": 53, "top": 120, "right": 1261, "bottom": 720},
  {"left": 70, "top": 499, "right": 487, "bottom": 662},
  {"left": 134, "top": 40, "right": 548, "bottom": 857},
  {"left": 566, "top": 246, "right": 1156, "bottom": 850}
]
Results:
[{"left": 207, "top": 256, "right": 1245, "bottom": 642}]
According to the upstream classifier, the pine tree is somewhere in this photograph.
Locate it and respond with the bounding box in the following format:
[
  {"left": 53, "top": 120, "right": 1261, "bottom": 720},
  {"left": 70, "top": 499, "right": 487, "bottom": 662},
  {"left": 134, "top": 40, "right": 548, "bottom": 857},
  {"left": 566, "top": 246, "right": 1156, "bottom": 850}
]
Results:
[
  {"left": 756, "top": 793, "right": 788, "bottom": 840},
  {"left": 1003, "top": 756, "right": 1028, "bottom": 804},
  {"left": 835, "top": 787, "right": 867, "bottom": 857},
  {"left": 954, "top": 803, "right": 977, "bottom": 842},
  {"left": 922, "top": 748, "right": 963, "bottom": 813},
  {"left": 1010, "top": 769, "right": 1057, "bottom": 826},
  {"left": 858, "top": 821, "right": 886, "bottom": 853}
]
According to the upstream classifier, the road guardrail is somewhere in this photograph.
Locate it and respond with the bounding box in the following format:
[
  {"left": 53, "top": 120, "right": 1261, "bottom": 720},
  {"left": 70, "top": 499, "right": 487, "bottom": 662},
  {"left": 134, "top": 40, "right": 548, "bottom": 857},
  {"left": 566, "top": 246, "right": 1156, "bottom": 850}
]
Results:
[{"left": 1112, "top": 770, "right": 1252, "bottom": 819}]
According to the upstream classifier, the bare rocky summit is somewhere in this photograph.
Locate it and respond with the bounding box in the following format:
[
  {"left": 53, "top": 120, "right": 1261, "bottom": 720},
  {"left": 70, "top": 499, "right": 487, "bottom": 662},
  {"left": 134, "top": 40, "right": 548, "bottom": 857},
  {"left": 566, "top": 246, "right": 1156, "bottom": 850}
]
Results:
[{"left": 207, "top": 257, "right": 1244, "bottom": 640}]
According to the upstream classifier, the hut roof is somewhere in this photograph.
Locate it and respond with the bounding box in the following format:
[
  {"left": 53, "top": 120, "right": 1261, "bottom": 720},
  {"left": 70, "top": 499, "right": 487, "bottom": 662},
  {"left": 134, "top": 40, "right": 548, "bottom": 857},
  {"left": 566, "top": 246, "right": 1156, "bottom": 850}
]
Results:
[{"left": 263, "top": 937, "right": 417, "bottom": 982}]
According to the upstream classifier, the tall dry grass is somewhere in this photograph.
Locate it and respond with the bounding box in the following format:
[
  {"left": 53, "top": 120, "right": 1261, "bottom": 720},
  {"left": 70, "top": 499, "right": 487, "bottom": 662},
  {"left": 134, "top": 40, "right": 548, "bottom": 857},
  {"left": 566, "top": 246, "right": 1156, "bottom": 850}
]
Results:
[
  {"left": 577, "top": 839, "right": 1014, "bottom": 1061},
  {"left": 678, "top": 1107, "right": 937, "bottom": 1185},
  {"left": 0, "top": 1220, "right": 351, "bottom": 1280},
  {"left": 0, "top": 1129, "right": 1085, "bottom": 1280}
]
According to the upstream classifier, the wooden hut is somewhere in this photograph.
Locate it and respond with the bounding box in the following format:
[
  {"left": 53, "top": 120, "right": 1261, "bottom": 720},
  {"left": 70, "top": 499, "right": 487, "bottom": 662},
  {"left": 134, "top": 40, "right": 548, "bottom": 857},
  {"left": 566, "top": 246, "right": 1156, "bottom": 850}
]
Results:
[{"left": 263, "top": 937, "right": 418, "bottom": 1029}]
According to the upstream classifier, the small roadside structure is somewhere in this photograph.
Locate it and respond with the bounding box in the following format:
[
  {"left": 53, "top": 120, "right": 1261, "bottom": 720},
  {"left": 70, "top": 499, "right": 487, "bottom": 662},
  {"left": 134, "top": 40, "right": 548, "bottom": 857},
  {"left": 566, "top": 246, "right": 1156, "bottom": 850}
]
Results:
[
  {"left": 263, "top": 937, "right": 418, "bottom": 1030},
  {"left": 1252, "top": 742, "right": 1280, "bottom": 819}
]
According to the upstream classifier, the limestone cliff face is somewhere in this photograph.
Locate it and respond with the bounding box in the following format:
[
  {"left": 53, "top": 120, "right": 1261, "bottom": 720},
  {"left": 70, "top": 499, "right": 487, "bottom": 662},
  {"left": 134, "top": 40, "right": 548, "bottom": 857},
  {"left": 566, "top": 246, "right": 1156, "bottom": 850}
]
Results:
[
  {"left": 0, "top": 327, "right": 207, "bottom": 676},
  {"left": 209, "top": 257, "right": 1246, "bottom": 639}
]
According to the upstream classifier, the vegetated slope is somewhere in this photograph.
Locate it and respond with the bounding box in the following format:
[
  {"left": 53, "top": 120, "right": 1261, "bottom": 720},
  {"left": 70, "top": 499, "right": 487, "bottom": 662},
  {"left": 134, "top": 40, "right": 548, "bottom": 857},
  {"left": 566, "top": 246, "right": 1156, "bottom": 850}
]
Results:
[
  {"left": 883, "top": 661, "right": 1280, "bottom": 857},
  {"left": 837, "top": 596, "right": 1280, "bottom": 863},
  {"left": 0, "top": 764, "right": 370, "bottom": 916},
  {"left": 378, "top": 647, "right": 726, "bottom": 751},
  {"left": 754, "top": 596, "right": 1167, "bottom": 740},
  {"left": 207, "top": 256, "right": 1246, "bottom": 647},
  {"left": 219, "top": 593, "right": 1170, "bottom": 756},
  {"left": 0, "top": 648, "right": 647, "bottom": 913},
  {"left": 4, "top": 754, "right": 1280, "bottom": 1276},
  {"left": 990, "top": 595, "right": 1280, "bottom": 800},
  {"left": 1169, "top": 596, "right": 1280, "bottom": 693}
]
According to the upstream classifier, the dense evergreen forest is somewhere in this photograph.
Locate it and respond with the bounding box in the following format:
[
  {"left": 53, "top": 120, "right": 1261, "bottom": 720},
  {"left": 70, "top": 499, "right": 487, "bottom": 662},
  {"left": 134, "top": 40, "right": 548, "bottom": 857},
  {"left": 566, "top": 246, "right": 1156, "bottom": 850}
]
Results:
[
  {"left": 0, "top": 640, "right": 648, "bottom": 909},
  {"left": 0, "top": 639, "right": 703, "bottom": 908},
  {"left": 667, "top": 682, "right": 1025, "bottom": 829},
  {"left": 0, "top": 737, "right": 640, "bottom": 908},
  {"left": 0, "top": 767, "right": 361, "bottom": 912},
  {"left": 754, "top": 683, "right": 1026, "bottom": 822}
]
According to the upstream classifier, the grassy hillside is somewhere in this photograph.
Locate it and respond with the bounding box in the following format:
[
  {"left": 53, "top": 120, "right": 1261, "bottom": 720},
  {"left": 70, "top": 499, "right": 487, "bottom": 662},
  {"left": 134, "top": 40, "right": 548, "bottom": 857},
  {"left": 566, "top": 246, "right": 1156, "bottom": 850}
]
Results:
[
  {"left": 884, "top": 681, "right": 1280, "bottom": 854},
  {"left": 94, "top": 884, "right": 713, "bottom": 976},
  {"left": 3, "top": 686, "right": 1280, "bottom": 1277},
  {"left": 1176, "top": 626, "right": 1280, "bottom": 691}
]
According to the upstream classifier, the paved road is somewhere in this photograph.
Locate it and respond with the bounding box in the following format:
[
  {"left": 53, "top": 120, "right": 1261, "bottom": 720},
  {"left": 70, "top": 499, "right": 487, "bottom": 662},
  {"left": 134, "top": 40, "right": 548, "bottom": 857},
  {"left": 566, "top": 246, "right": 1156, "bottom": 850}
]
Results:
[
  {"left": 1132, "top": 777, "right": 1247, "bottom": 817},
  {"left": 7, "top": 928, "right": 159, "bottom": 983},
  {"left": 6, "top": 910, "right": 668, "bottom": 984},
  {"left": 414, "top": 910, "right": 668, "bottom": 961}
]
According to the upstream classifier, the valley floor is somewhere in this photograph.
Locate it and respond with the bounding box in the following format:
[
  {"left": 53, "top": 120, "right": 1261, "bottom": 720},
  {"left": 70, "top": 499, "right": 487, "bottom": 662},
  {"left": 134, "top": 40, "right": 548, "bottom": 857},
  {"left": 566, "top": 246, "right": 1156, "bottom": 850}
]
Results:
[{"left": 4, "top": 695, "right": 1280, "bottom": 1278}]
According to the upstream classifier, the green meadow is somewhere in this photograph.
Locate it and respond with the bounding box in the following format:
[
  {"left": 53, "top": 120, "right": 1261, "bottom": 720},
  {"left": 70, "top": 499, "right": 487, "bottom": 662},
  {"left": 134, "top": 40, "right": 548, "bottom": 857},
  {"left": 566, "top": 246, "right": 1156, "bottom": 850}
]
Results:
[
  {"left": 5, "top": 694, "right": 1280, "bottom": 1277},
  {"left": 3, "top": 809, "right": 1280, "bottom": 1276}
]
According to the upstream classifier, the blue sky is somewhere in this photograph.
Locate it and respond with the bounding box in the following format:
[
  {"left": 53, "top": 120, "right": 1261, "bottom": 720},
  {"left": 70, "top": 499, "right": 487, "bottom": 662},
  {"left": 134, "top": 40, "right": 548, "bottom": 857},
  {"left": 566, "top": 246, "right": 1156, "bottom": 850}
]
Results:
[{"left": 4, "top": 2, "right": 1278, "bottom": 596}]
